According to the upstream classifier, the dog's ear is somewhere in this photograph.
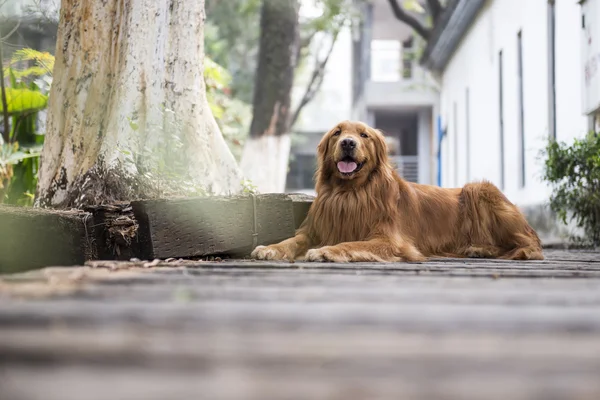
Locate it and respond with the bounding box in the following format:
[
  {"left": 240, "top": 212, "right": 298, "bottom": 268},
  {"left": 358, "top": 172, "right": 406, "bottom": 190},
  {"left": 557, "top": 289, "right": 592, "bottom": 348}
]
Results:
[
  {"left": 316, "top": 128, "right": 332, "bottom": 164},
  {"left": 369, "top": 127, "right": 391, "bottom": 164},
  {"left": 314, "top": 127, "right": 335, "bottom": 190}
]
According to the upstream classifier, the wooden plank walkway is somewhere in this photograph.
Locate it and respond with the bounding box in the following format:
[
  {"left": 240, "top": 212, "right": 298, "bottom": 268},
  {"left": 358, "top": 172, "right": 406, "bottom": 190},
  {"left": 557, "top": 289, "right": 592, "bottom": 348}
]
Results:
[{"left": 1, "top": 249, "right": 600, "bottom": 400}]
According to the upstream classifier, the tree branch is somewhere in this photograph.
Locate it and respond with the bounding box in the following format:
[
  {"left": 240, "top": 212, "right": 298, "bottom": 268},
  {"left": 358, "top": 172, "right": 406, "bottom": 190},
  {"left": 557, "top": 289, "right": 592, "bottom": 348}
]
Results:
[
  {"left": 387, "top": 0, "right": 430, "bottom": 40},
  {"left": 425, "top": 0, "right": 443, "bottom": 22},
  {"left": 1, "top": 20, "right": 21, "bottom": 41},
  {"left": 291, "top": 31, "right": 339, "bottom": 127},
  {"left": 295, "top": 30, "right": 316, "bottom": 69}
]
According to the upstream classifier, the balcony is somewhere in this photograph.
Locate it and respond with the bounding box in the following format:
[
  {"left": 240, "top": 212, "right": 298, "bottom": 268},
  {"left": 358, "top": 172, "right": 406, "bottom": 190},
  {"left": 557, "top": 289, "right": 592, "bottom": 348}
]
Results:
[{"left": 365, "top": 40, "right": 438, "bottom": 109}]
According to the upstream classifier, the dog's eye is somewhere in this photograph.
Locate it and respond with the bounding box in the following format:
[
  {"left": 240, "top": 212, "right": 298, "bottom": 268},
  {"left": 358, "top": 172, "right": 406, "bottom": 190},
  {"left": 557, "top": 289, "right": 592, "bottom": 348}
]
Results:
[
  {"left": 333, "top": 130, "right": 341, "bottom": 137},
  {"left": 360, "top": 132, "right": 368, "bottom": 138}
]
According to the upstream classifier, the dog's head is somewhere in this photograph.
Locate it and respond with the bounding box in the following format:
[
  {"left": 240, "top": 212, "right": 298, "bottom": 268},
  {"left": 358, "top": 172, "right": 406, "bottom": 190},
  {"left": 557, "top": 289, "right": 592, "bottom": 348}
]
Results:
[{"left": 315, "top": 120, "right": 392, "bottom": 185}]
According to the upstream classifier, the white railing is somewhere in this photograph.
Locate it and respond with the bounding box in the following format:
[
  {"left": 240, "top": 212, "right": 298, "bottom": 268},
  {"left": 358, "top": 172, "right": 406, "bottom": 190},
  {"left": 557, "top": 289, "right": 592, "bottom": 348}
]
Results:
[{"left": 391, "top": 156, "right": 419, "bottom": 183}]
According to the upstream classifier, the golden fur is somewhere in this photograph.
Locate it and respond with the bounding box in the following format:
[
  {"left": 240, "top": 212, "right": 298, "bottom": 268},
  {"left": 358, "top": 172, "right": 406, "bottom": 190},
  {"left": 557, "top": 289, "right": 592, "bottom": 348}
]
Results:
[{"left": 251, "top": 120, "right": 544, "bottom": 263}]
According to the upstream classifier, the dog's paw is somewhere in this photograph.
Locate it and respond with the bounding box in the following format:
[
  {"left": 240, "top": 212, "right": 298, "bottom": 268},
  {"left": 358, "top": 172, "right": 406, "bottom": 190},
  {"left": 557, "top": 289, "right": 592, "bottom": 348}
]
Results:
[
  {"left": 464, "top": 246, "right": 497, "bottom": 259},
  {"left": 306, "top": 247, "right": 348, "bottom": 263},
  {"left": 251, "top": 245, "right": 292, "bottom": 261}
]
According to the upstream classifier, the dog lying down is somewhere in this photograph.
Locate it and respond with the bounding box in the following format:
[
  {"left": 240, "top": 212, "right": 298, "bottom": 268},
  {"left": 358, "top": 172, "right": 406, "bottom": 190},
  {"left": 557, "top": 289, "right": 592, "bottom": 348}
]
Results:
[{"left": 251, "top": 120, "right": 544, "bottom": 263}]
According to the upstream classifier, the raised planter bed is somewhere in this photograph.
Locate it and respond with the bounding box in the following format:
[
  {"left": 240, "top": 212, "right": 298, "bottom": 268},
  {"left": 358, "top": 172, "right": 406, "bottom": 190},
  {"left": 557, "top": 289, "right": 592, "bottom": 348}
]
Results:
[{"left": 0, "top": 193, "right": 315, "bottom": 273}]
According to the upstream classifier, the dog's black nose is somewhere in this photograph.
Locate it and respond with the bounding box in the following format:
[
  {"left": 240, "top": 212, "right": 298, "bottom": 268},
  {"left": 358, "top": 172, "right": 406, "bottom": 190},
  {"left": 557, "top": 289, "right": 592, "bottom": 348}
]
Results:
[{"left": 340, "top": 138, "right": 356, "bottom": 150}]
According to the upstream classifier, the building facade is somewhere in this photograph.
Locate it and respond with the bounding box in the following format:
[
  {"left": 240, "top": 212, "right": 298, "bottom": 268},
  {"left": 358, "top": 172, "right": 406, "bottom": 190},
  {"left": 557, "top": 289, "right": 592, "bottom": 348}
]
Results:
[
  {"left": 423, "top": 0, "right": 589, "bottom": 210},
  {"left": 582, "top": 0, "right": 600, "bottom": 128},
  {"left": 286, "top": 0, "right": 439, "bottom": 193}
]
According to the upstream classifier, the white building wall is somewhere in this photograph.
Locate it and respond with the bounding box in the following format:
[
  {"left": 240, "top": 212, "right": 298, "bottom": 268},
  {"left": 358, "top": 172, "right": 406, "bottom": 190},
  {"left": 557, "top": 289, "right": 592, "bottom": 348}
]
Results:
[
  {"left": 581, "top": 0, "right": 600, "bottom": 119},
  {"left": 417, "top": 109, "right": 432, "bottom": 184},
  {"left": 439, "top": 0, "right": 587, "bottom": 207},
  {"left": 557, "top": 0, "right": 589, "bottom": 139}
]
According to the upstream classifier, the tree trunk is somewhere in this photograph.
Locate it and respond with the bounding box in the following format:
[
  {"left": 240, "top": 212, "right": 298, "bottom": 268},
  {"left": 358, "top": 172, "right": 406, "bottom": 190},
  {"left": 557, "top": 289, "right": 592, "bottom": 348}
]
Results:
[
  {"left": 239, "top": 0, "right": 299, "bottom": 194},
  {"left": 35, "top": 0, "right": 242, "bottom": 209}
]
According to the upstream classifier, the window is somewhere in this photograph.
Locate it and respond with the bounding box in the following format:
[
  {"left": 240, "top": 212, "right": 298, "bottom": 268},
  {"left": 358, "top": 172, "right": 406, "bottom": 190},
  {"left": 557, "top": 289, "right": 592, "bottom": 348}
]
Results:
[
  {"left": 547, "top": 0, "right": 556, "bottom": 140},
  {"left": 370, "top": 40, "right": 401, "bottom": 82},
  {"left": 465, "top": 87, "right": 471, "bottom": 181},
  {"left": 499, "top": 50, "right": 505, "bottom": 190},
  {"left": 517, "top": 30, "right": 526, "bottom": 188}
]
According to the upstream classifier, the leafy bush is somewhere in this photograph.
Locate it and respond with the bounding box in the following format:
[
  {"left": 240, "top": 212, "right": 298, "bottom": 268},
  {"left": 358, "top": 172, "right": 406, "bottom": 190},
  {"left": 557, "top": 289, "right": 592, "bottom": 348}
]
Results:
[
  {"left": 1, "top": 49, "right": 52, "bottom": 206},
  {"left": 542, "top": 131, "right": 600, "bottom": 246}
]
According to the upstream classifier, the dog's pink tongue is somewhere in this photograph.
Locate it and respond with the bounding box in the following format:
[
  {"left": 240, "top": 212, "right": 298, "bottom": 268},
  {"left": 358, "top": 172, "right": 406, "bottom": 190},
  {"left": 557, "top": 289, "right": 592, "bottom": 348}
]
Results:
[{"left": 337, "top": 161, "right": 357, "bottom": 173}]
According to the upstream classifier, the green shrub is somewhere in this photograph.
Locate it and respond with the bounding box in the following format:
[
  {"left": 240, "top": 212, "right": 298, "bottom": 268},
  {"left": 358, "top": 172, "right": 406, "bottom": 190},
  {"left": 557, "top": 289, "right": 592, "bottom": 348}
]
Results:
[
  {"left": 542, "top": 131, "right": 600, "bottom": 246},
  {"left": 1, "top": 49, "right": 52, "bottom": 206}
]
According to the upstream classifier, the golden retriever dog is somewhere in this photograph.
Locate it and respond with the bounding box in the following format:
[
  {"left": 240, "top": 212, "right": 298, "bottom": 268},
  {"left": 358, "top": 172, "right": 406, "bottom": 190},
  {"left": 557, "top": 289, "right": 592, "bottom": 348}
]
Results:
[{"left": 251, "top": 120, "right": 544, "bottom": 263}]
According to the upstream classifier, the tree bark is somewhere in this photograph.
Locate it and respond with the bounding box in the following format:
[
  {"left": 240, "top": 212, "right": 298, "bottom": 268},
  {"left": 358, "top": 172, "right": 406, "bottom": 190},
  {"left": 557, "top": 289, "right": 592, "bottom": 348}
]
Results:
[
  {"left": 239, "top": 0, "right": 299, "bottom": 194},
  {"left": 425, "top": 0, "right": 444, "bottom": 22},
  {"left": 35, "top": 0, "right": 242, "bottom": 209}
]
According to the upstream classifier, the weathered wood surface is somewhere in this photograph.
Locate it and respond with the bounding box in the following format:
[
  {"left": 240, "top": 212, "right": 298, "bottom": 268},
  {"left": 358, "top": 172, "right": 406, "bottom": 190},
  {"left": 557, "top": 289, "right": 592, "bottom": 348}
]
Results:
[
  {"left": 287, "top": 193, "right": 314, "bottom": 229},
  {"left": 131, "top": 193, "right": 301, "bottom": 259},
  {"left": 1, "top": 249, "right": 600, "bottom": 399},
  {"left": 0, "top": 204, "right": 94, "bottom": 273}
]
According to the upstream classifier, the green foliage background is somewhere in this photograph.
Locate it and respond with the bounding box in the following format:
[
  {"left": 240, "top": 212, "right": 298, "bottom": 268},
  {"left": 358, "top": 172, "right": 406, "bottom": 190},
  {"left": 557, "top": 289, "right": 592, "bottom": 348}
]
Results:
[{"left": 542, "top": 132, "right": 600, "bottom": 247}]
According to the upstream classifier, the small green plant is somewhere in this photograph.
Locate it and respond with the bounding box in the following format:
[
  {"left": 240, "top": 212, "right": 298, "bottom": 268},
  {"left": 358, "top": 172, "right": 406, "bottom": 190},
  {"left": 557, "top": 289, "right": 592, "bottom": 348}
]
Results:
[
  {"left": 542, "top": 131, "right": 600, "bottom": 246},
  {"left": 240, "top": 178, "right": 258, "bottom": 195}
]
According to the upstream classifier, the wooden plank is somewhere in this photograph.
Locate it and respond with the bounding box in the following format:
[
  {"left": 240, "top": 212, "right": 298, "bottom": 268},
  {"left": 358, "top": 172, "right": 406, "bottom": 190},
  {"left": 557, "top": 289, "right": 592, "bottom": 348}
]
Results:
[
  {"left": 2, "top": 362, "right": 599, "bottom": 400},
  {"left": 2, "top": 299, "right": 600, "bottom": 334},
  {"left": 3, "top": 249, "right": 600, "bottom": 299},
  {"left": 0, "top": 205, "right": 95, "bottom": 274},
  {"left": 131, "top": 195, "right": 254, "bottom": 259},
  {"left": 287, "top": 193, "right": 314, "bottom": 230},
  {"left": 50, "top": 280, "right": 600, "bottom": 306},
  {"left": 3, "top": 328, "right": 600, "bottom": 364},
  {"left": 130, "top": 194, "right": 298, "bottom": 260},
  {"left": 253, "top": 194, "right": 296, "bottom": 253}
]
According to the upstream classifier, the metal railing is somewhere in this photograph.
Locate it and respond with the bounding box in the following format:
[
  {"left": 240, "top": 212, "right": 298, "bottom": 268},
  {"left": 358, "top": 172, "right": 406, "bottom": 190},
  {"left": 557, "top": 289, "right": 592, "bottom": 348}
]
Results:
[{"left": 391, "top": 155, "right": 419, "bottom": 183}]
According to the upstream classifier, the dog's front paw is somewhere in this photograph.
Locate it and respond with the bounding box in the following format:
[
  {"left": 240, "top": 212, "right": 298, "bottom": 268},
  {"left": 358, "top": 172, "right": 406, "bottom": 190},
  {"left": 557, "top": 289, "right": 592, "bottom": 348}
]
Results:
[
  {"left": 306, "top": 247, "right": 348, "bottom": 263},
  {"left": 251, "top": 245, "right": 293, "bottom": 261},
  {"left": 464, "top": 246, "right": 498, "bottom": 259}
]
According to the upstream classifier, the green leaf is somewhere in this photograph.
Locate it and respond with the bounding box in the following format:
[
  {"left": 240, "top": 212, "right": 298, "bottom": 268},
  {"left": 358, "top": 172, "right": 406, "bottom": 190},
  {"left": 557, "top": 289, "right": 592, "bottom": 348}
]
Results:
[
  {"left": 0, "top": 88, "right": 48, "bottom": 114},
  {"left": 204, "top": 56, "right": 232, "bottom": 89},
  {"left": 8, "top": 68, "right": 17, "bottom": 88},
  {"left": 208, "top": 99, "right": 224, "bottom": 120},
  {"left": 9, "top": 48, "right": 54, "bottom": 76},
  {"left": 402, "top": 0, "right": 425, "bottom": 13}
]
